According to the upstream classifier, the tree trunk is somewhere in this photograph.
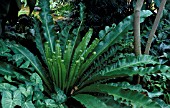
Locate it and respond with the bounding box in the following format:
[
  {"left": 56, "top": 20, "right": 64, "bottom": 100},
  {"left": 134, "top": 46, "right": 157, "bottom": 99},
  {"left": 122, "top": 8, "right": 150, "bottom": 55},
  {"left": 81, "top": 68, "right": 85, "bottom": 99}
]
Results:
[
  {"left": 144, "top": 0, "right": 167, "bottom": 54},
  {"left": 133, "top": 0, "right": 144, "bottom": 84},
  {"left": 134, "top": 0, "right": 144, "bottom": 55}
]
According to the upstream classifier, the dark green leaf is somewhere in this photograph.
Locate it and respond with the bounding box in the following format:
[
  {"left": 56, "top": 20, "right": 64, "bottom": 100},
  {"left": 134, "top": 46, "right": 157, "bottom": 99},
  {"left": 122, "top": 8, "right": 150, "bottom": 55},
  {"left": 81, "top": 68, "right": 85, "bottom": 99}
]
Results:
[
  {"left": 78, "top": 84, "right": 161, "bottom": 108},
  {"left": 73, "top": 94, "right": 110, "bottom": 108}
]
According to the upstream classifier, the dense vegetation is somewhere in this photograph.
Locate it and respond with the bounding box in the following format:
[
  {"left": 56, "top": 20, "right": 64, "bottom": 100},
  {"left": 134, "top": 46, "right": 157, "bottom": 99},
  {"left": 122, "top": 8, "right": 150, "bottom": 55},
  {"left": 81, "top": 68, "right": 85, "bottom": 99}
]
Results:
[{"left": 0, "top": 0, "right": 170, "bottom": 108}]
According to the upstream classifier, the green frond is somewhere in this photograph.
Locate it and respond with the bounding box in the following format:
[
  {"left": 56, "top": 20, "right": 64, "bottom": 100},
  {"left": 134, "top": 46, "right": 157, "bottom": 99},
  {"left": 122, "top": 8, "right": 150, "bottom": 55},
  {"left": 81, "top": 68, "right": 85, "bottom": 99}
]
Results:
[
  {"left": 78, "top": 51, "right": 97, "bottom": 76},
  {"left": 33, "top": 18, "right": 47, "bottom": 64},
  {"left": 77, "top": 84, "right": 161, "bottom": 108},
  {"left": 59, "top": 24, "right": 73, "bottom": 52},
  {"left": 95, "top": 45, "right": 123, "bottom": 65},
  {"left": 83, "top": 65, "right": 169, "bottom": 87},
  {"left": 44, "top": 42, "right": 52, "bottom": 60},
  {"left": 81, "top": 38, "right": 100, "bottom": 60},
  {"left": 45, "top": 40, "right": 67, "bottom": 90},
  {"left": 63, "top": 40, "right": 73, "bottom": 72},
  {"left": 55, "top": 41, "right": 63, "bottom": 88},
  {"left": 95, "top": 10, "right": 152, "bottom": 54},
  {"left": 79, "top": 2, "right": 86, "bottom": 21},
  {"left": 80, "top": 55, "right": 169, "bottom": 87},
  {"left": 72, "top": 28, "right": 93, "bottom": 63},
  {"left": 76, "top": 38, "right": 100, "bottom": 81},
  {"left": 73, "top": 94, "right": 110, "bottom": 108},
  {"left": 98, "top": 25, "right": 115, "bottom": 40},
  {"left": 109, "top": 82, "right": 163, "bottom": 98},
  {"left": 67, "top": 59, "right": 81, "bottom": 92},
  {"left": 71, "top": 2, "right": 86, "bottom": 57},
  {"left": 39, "top": 0, "right": 56, "bottom": 52}
]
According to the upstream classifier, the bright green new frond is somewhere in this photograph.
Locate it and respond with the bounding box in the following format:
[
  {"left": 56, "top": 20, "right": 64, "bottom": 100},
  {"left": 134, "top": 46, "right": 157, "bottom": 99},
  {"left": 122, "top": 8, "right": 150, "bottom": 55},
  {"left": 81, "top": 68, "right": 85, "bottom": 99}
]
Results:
[
  {"left": 70, "top": 3, "right": 86, "bottom": 61},
  {"left": 76, "top": 38, "right": 100, "bottom": 81},
  {"left": 72, "top": 28, "right": 93, "bottom": 63},
  {"left": 67, "top": 59, "right": 81, "bottom": 92},
  {"left": 63, "top": 40, "right": 73, "bottom": 72},
  {"left": 44, "top": 42, "right": 52, "bottom": 59},
  {"left": 81, "top": 38, "right": 99, "bottom": 60},
  {"left": 45, "top": 40, "right": 67, "bottom": 90}
]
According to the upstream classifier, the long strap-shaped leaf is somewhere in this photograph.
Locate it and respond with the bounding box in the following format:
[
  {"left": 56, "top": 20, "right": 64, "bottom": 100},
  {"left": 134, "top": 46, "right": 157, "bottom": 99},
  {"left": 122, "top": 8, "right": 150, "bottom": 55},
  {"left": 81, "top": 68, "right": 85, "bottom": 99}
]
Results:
[
  {"left": 108, "top": 82, "right": 163, "bottom": 98},
  {"left": 39, "top": 0, "right": 55, "bottom": 52},
  {"left": 79, "top": 55, "right": 159, "bottom": 86},
  {"left": 9, "top": 44, "right": 52, "bottom": 91},
  {"left": 77, "top": 84, "right": 161, "bottom": 108},
  {"left": 72, "top": 94, "right": 110, "bottom": 108},
  {"left": 81, "top": 65, "right": 169, "bottom": 87},
  {"left": 72, "top": 28, "right": 93, "bottom": 63},
  {"left": 59, "top": 24, "right": 73, "bottom": 52},
  {"left": 33, "top": 18, "right": 47, "bottom": 64}
]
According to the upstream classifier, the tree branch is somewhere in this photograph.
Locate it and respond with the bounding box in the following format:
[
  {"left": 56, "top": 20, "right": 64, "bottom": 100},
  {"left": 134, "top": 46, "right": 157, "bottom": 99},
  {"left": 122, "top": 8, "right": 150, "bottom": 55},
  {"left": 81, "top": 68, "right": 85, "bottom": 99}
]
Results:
[{"left": 144, "top": 0, "right": 167, "bottom": 54}]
